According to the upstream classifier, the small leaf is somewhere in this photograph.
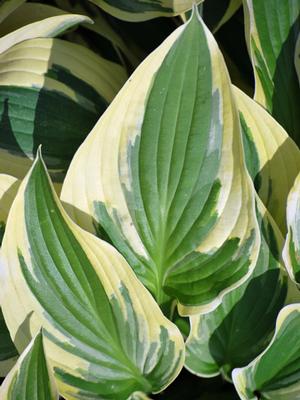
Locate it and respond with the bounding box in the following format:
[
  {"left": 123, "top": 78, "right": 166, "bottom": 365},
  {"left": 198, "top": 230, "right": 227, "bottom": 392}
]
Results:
[
  {"left": 0, "top": 331, "right": 58, "bottom": 400},
  {"left": 61, "top": 10, "right": 260, "bottom": 316},
  {"left": 0, "top": 150, "right": 184, "bottom": 399},
  {"left": 232, "top": 304, "right": 300, "bottom": 400}
]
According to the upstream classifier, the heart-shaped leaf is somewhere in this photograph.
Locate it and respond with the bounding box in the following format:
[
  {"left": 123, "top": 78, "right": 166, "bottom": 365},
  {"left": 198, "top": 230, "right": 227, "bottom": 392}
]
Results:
[
  {"left": 0, "top": 150, "right": 184, "bottom": 399},
  {"left": 61, "top": 10, "right": 260, "bottom": 316}
]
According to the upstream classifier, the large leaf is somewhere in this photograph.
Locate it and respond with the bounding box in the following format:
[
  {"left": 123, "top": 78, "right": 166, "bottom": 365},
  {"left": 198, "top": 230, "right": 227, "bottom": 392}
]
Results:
[
  {"left": 243, "top": 0, "right": 300, "bottom": 143},
  {"left": 185, "top": 199, "right": 287, "bottom": 379},
  {"left": 0, "top": 13, "right": 91, "bottom": 55},
  {"left": 234, "top": 86, "right": 300, "bottom": 234},
  {"left": 0, "top": 150, "right": 184, "bottom": 399},
  {"left": 0, "top": 331, "right": 58, "bottom": 399},
  {"left": 89, "top": 0, "right": 203, "bottom": 21},
  {"left": 0, "top": 37, "right": 126, "bottom": 177},
  {"left": 61, "top": 11, "right": 260, "bottom": 316},
  {"left": 232, "top": 304, "right": 300, "bottom": 400}
]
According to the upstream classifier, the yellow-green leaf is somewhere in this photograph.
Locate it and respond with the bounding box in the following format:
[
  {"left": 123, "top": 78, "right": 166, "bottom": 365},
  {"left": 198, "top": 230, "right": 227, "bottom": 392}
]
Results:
[
  {"left": 234, "top": 86, "right": 300, "bottom": 234},
  {"left": 0, "top": 174, "right": 19, "bottom": 377},
  {"left": 283, "top": 172, "right": 300, "bottom": 286},
  {"left": 0, "top": 37, "right": 126, "bottom": 178},
  {"left": 0, "top": 3, "right": 67, "bottom": 37},
  {"left": 185, "top": 198, "right": 287, "bottom": 379},
  {"left": 0, "top": 173, "right": 19, "bottom": 241},
  {"left": 243, "top": 0, "right": 300, "bottom": 142},
  {"left": 232, "top": 304, "right": 300, "bottom": 400},
  {"left": 0, "top": 331, "right": 58, "bottom": 400},
  {"left": 0, "top": 13, "right": 92, "bottom": 54},
  {"left": 61, "top": 11, "right": 260, "bottom": 316},
  {"left": 89, "top": 0, "right": 203, "bottom": 21},
  {"left": 0, "top": 150, "right": 184, "bottom": 399}
]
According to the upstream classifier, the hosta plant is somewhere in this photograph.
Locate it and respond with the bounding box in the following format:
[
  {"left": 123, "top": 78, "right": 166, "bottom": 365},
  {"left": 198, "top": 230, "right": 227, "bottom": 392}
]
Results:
[{"left": 0, "top": 0, "right": 300, "bottom": 399}]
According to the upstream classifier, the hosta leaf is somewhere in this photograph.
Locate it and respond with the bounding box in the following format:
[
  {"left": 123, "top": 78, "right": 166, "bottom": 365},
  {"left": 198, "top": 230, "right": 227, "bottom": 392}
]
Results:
[
  {"left": 234, "top": 86, "right": 300, "bottom": 234},
  {"left": 0, "top": 37, "right": 126, "bottom": 177},
  {"left": 283, "top": 172, "right": 300, "bottom": 285},
  {"left": 0, "top": 174, "right": 19, "bottom": 376},
  {"left": 243, "top": 0, "right": 300, "bottom": 142},
  {"left": 61, "top": 11, "right": 260, "bottom": 316},
  {"left": 0, "top": 331, "right": 58, "bottom": 399},
  {"left": 185, "top": 199, "right": 287, "bottom": 379},
  {"left": 0, "top": 150, "right": 184, "bottom": 399},
  {"left": 232, "top": 304, "right": 300, "bottom": 400},
  {"left": 0, "top": 3, "right": 66, "bottom": 37},
  {"left": 54, "top": 0, "right": 140, "bottom": 67},
  {"left": 89, "top": 0, "right": 203, "bottom": 21},
  {"left": 0, "top": 13, "right": 91, "bottom": 55},
  {"left": 0, "top": 0, "right": 25, "bottom": 25}
]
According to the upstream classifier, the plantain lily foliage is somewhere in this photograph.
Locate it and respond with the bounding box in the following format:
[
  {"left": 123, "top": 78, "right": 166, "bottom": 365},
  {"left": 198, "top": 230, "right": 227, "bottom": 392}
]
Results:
[{"left": 0, "top": 0, "right": 300, "bottom": 399}]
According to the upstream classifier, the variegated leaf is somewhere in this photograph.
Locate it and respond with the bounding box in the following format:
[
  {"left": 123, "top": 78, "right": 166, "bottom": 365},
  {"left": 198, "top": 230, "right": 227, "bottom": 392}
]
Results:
[
  {"left": 234, "top": 86, "right": 300, "bottom": 234},
  {"left": 0, "top": 37, "right": 127, "bottom": 178},
  {"left": 0, "top": 13, "right": 91, "bottom": 55},
  {"left": 89, "top": 0, "right": 203, "bottom": 21},
  {"left": 0, "top": 150, "right": 184, "bottom": 399},
  {"left": 0, "top": 2, "right": 66, "bottom": 37},
  {"left": 61, "top": 11, "right": 260, "bottom": 316},
  {"left": 243, "top": 0, "right": 300, "bottom": 142},
  {"left": 185, "top": 198, "right": 287, "bottom": 379},
  {"left": 283, "top": 172, "right": 300, "bottom": 286},
  {"left": 0, "top": 173, "right": 19, "bottom": 377},
  {"left": 54, "top": 0, "right": 140, "bottom": 67},
  {"left": 0, "top": 331, "right": 58, "bottom": 399},
  {"left": 232, "top": 304, "right": 300, "bottom": 400}
]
